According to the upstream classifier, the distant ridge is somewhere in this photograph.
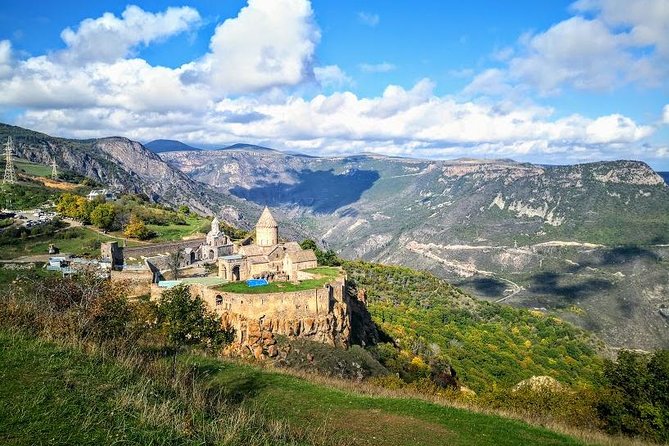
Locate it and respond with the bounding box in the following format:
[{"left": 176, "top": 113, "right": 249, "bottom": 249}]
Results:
[
  {"left": 659, "top": 171, "right": 669, "bottom": 185},
  {"left": 145, "top": 139, "right": 200, "bottom": 153},
  {"left": 217, "top": 143, "right": 277, "bottom": 153}
]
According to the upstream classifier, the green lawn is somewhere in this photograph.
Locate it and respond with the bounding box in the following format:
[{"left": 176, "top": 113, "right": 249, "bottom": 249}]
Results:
[
  {"left": 147, "top": 214, "right": 208, "bottom": 242},
  {"left": 215, "top": 267, "right": 342, "bottom": 294},
  {"left": 0, "top": 329, "right": 585, "bottom": 446},
  {"left": 13, "top": 159, "right": 53, "bottom": 177},
  {"left": 302, "top": 266, "right": 342, "bottom": 278},
  {"left": 108, "top": 214, "right": 208, "bottom": 243},
  {"left": 0, "top": 226, "right": 127, "bottom": 260}
]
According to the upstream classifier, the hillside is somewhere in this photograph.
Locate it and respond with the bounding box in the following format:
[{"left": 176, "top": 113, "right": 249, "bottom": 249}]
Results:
[
  {"left": 0, "top": 123, "right": 259, "bottom": 223},
  {"left": 163, "top": 148, "right": 669, "bottom": 350},
  {"left": 0, "top": 329, "right": 588, "bottom": 446}
]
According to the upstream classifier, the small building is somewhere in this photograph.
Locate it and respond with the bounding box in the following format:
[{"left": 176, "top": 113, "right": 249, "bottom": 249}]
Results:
[{"left": 87, "top": 189, "right": 117, "bottom": 201}]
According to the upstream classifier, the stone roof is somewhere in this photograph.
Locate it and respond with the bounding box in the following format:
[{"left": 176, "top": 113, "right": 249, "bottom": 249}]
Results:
[
  {"left": 283, "top": 241, "right": 302, "bottom": 252},
  {"left": 238, "top": 244, "right": 270, "bottom": 257},
  {"left": 286, "top": 249, "right": 317, "bottom": 263},
  {"left": 256, "top": 206, "right": 278, "bottom": 228}
]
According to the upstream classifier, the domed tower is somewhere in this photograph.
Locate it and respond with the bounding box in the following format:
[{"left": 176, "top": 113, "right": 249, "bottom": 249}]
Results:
[{"left": 255, "top": 206, "right": 278, "bottom": 247}]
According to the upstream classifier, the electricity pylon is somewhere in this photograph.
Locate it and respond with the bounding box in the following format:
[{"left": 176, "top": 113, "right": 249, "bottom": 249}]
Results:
[{"left": 2, "top": 136, "right": 16, "bottom": 185}]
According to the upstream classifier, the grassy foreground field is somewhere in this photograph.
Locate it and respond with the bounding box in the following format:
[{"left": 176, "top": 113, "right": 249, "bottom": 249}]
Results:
[{"left": 0, "top": 329, "right": 585, "bottom": 446}]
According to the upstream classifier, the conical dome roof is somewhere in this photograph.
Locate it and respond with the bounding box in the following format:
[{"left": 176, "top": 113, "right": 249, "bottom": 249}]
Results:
[{"left": 256, "top": 206, "right": 278, "bottom": 228}]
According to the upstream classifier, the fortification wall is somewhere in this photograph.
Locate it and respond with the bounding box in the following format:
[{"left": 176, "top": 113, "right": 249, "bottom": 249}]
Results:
[
  {"left": 150, "top": 276, "right": 351, "bottom": 352},
  {"left": 124, "top": 238, "right": 205, "bottom": 259},
  {"left": 112, "top": 268, "right": 154, "bottom": 296}
]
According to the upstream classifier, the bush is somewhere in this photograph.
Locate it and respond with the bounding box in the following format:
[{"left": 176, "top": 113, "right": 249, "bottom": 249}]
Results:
[
  {"left": 156, "top": 284, "right": 231, "bottom": 348},
  {"left": 90, "top": 203, "right": 116, "bottom": 231}
]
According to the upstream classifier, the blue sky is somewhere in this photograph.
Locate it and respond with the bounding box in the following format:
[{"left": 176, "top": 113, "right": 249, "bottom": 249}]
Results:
[{"left": 0, "top": 0, "right": 667, "bottom": 168}]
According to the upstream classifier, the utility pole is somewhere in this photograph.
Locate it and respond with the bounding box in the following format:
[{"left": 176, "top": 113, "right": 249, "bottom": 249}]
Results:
[
  {"left": 51, "top": 158, "right": 58, "bottom": 180},
  {"left": 2, "top": 136, "right": 16, "bottom": 185}
]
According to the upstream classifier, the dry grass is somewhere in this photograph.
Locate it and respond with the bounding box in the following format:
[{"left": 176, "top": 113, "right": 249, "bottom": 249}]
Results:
[{"left": 35, "top": 177, "right": 80, "bottom": 190}]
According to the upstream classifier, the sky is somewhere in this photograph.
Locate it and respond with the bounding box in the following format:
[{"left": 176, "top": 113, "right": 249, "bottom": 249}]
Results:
[{"left": 0, "top": 0, "right": 668, "bottom": 169}]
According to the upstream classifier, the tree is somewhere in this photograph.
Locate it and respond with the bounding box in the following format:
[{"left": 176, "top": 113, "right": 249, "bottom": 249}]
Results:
[
  {"left": 178, "top": 205, "right": 190, "bottom": 215},
  {"left": 167, "top": 248, "right": 184, "bottom": 280},
  {"left": 123, "top": 215, "right": 155, "bottom": 240},
  {"left": 90, "top": 203, "right": 117, "bottom": 231},
  {"left": 597, "top": 349, "right": 669, "bottom": 443},
  {"left": 156, "top": 284, "right": 231, "bottom": 348},
  {"left": 300, "top": 239, "right": 342, "bottom": 266},
  {"left": 56, "top": 193, "right": 96, "bottom": 224}
]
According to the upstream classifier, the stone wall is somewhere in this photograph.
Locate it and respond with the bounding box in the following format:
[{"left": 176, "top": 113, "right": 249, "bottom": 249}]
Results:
[
  {"left": 150, "top": 276, "right": 352, "bottom": 353},
  {"left": 124, "top": 238, "right": 205, "bottom": 259},
  {"left": 112, "top": 268, "right": 154, "bottom": 296}
]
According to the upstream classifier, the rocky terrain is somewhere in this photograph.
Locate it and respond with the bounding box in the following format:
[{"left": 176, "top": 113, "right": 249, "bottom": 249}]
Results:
[{"left": 163, "top": 148, "right": 669, "bottom": 350}]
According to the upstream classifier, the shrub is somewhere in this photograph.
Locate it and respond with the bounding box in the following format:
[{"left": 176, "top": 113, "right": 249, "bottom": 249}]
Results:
[
  {"left": 90, "top": 203, "right": 116, "bottom": 231},
  {"left": 155, "top": 284, "right": 231, "bottom": 349}
]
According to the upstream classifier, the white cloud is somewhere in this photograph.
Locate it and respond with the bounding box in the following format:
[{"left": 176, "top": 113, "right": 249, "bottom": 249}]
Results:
[
  {"left": 585, "top": 114, "right": 653, "bottom": 143},
  {"left": 663, "top": 105, "right": 669, "bottom": 124},
  {"left": 359, "top": 62, "right": 396, "bottom": 73},
  {"left": 194, "top": 0, "right": 320, "bottom": 94},
  {"left": 357, "top": 12, "right": 380, "bottom": 27},
  {"left": 0, "top": 40, "right": 12, "bottom": 78},
  {"left": 467, "top": 0, "right": 669, "bottom": 95},
  {"left": 14, "top": 78, "right": 657, "bottom": 164},
  {"left": 314, "top": 65, "right": 352, "bottom": 88},
  {"left": 59, "top": 5, "right": 201, "bottom": 64},
  {"left": 0, "top": 1, "right": 661, "bottom": 166},
  {"left": 572, "top": 0, "right": 669, "bottom": 55}
]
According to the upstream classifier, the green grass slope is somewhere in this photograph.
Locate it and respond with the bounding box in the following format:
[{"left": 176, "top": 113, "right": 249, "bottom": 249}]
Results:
[{"left": 0, "top": 329, "right": 584, "bottom": 446}]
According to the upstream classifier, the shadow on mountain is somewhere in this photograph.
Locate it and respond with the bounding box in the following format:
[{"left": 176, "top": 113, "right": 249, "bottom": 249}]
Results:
[
  {"left": 565, "top": 245, "right": 662, "bottom": 273},
  {"left": 456, "top": 277, "right": 507, "bottom": 298},
  {"left": 529, "top": 271, "right": 613, "bottom": 302},
  {"left": 600, "top": 246, "right": 662, "bottom": 264},
  {"left": 230, "top": 168, "right": 380, "bottom": 213}
]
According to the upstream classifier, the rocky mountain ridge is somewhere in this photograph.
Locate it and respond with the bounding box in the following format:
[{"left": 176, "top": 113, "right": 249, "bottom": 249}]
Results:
[{"left": 0, "top": 123, "right": 259, "bottom": 223}]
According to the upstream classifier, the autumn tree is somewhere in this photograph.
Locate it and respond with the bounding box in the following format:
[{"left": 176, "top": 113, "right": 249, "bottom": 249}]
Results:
[
  {"left": 123, "top": 215, "right": 155, "bottom": 240},
  {"left": 90, "top": 203, "right": 117, "bottom": 231}
]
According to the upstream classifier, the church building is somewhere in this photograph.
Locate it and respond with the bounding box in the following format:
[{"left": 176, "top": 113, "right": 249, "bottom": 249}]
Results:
[{"left": 218, "top": 207, "right": 317, "bottom": 282}]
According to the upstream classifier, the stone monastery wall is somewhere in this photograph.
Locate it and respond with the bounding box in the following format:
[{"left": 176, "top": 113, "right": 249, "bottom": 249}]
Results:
[
  {"left": 151, "top": 277, "right": 352, "bottom": 350},
  {"left": 124, "top": 238, "right": 205, "bottom": 259}
]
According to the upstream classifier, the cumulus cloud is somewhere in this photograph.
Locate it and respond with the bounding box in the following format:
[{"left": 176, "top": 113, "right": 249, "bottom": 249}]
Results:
[
  {"left": 357, "top": 12, "right": 380, "bottom": 27},
  {"left": 194, "top": 0, "right": 320, "bottom": 94},
  {"left": 0, "top": 0, "right": 662, "bottom": 165},
  {"left": 663, "top": 105, "right": 669, "bottom": 124},
  {"left": 359, "top": 62, "right": 396, "bottom": 73},
  {"left": 14, "top": 78, "right": 657, "bottom": 164},
  {"left": 59, "top": 5, "right": 201, "bottom": 64},
  {"left": 467, "top": 0, "right": 669, "bottom": 95},
  {"left": 314, "top": 65, "right": 352, "bottom": 88}
]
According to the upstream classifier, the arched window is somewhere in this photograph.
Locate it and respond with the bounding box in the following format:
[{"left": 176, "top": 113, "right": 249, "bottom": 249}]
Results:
[{"left": 215, "top": 295, "right": 223, "bottom": 306}]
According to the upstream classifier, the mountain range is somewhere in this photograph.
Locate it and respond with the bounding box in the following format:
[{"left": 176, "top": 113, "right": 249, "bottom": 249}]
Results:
[{"left": 2, "top": 123, "right": 668, "bottom": 350}]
